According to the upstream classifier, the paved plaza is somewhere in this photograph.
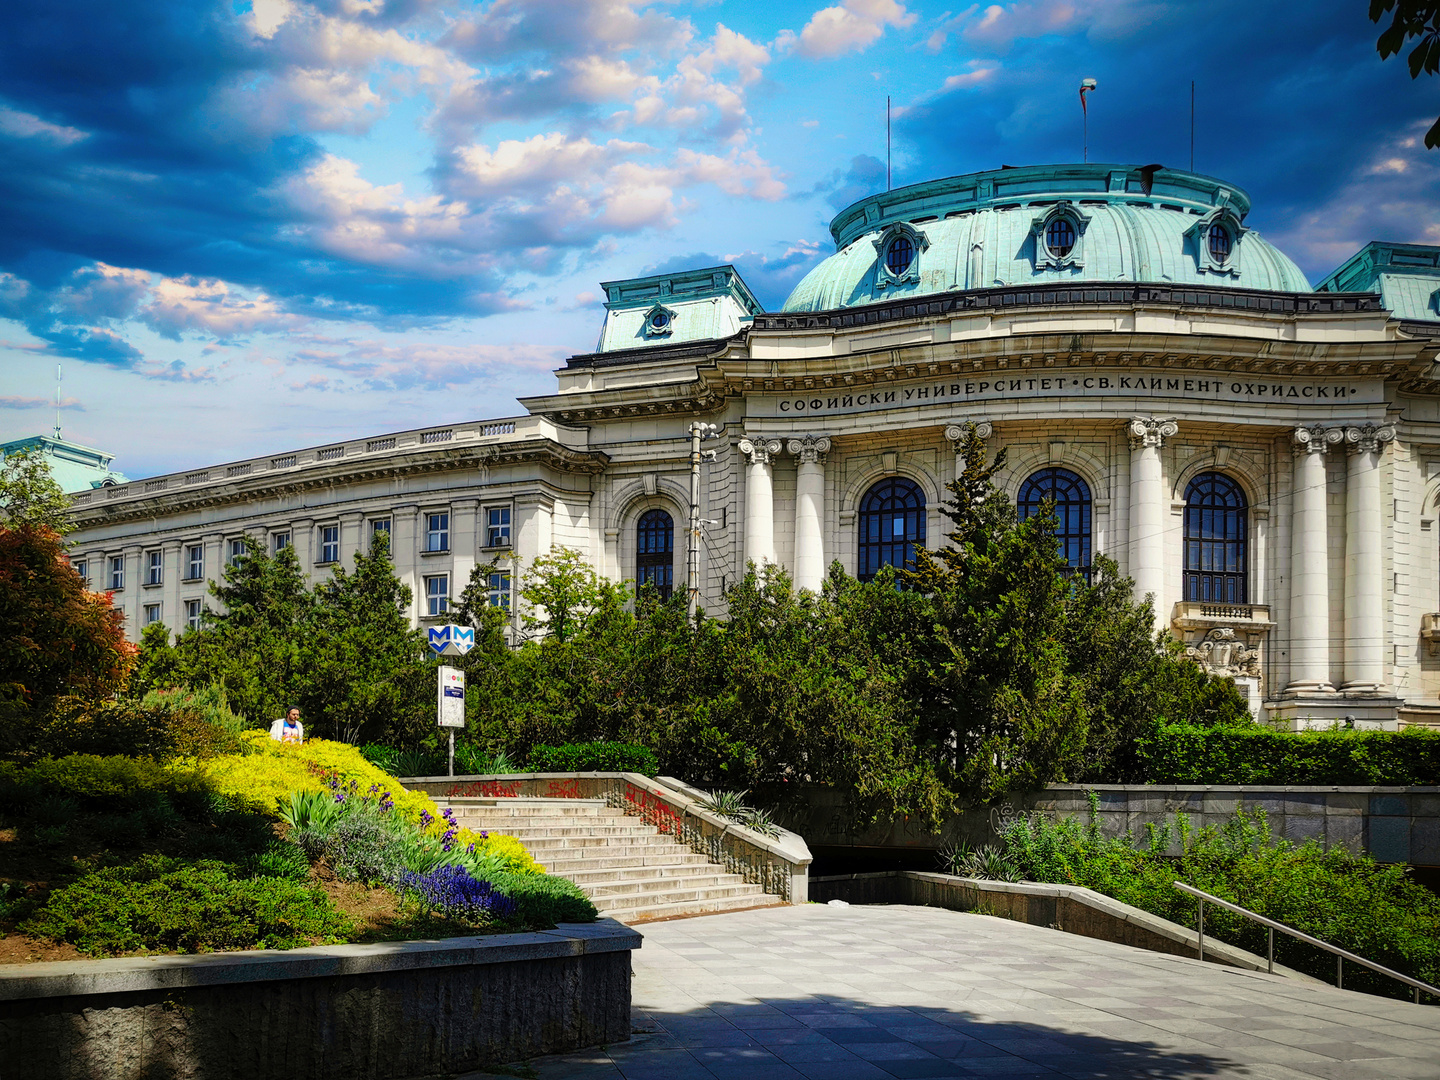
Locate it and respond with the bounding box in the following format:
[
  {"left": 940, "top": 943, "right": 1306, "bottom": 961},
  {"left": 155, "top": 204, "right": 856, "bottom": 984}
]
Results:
[{"left": 509, "top": 903, "right": 1440, "bottom": 1080}]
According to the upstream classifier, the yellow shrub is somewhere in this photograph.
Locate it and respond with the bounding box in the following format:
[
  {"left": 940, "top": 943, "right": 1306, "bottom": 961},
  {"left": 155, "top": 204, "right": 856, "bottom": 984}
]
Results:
[{"left": 200, "top": 734, "right": 543, "bottom": 874}]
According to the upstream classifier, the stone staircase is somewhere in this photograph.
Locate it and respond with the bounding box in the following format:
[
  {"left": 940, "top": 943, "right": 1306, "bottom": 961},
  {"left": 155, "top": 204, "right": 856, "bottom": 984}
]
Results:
[{"left": 439, "top": 796, "right": 782, "bottom": 923}]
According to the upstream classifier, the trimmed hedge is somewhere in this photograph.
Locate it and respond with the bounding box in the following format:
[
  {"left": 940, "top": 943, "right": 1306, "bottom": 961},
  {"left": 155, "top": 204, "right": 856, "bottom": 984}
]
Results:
[
  {"left": 527, "top": 742, "right": 659, "bottom": 776},
  {"left": 1136, "top": 724, "right": 1440, "bottom": 785}
]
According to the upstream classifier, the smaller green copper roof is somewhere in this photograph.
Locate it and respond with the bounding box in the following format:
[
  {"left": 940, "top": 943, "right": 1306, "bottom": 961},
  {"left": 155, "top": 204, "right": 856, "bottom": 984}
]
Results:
[
  {"left": 783, "top": 163, "right": 1311, "bottom": 314},
  {"left": 1316, "top": 242, "right": 1440, "bottom": 324},
  {"left": 594, "top": 264, "right": 764, "bottom": 353},
  {"left": 0, "top": 434, "right": 128, "bottom": 493}
]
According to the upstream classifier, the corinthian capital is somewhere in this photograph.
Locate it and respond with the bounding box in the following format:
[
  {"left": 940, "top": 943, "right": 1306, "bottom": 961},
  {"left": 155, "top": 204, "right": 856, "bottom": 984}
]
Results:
[
  {"left": 1292, "top": 424, "right": 1344, "bottom": 456},
  {"left": 1128, "top": 416, "right": 1178, "bottom": 450},
  {"left": 944, "top": 421, "right": 992, "bottom": 451},
  {"left": 1343, "top": 423, "right": 1397, "bottom": 455},
  {"left": 786, "top": 434, "right": 832, "bottom": 463},
  {"left": 738, "top": 435, "right": 782, "bottom": 466}
]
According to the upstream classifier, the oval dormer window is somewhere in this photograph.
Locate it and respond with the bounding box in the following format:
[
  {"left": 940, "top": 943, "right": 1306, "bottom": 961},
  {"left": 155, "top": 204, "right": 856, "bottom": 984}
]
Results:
[
  {"left": 886, "top": 235, "right": 915, "bottom": 276},
  {"left": 1208, "top": 222, "right": 1232, "bottom": 263},
  {"left": 1045, "top": 217, "right": 1076, "bottom": 258},
  {"left": 649, "top": 311, "right": 670, "bottom": 330}
]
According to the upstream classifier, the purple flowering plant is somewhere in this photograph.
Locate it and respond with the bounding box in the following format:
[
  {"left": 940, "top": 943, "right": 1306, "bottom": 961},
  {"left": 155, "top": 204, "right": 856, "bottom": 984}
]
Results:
[{"left": 399, "top": 865, "right": 517, "bottom": 922}]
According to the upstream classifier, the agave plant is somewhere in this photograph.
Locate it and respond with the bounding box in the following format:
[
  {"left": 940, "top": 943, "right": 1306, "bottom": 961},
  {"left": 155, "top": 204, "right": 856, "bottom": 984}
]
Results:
[
  {"left": 454, "top": 744, "right": 518, "bottom": 776},
  {"left": 697, "top": 789, "right": 750, "bottom": 817},
  {"left": 278, "top": 789, "right": 346, "bottom": 833},
  {"left": 739, "top": 806, "right": 781, "bottom": 839}
]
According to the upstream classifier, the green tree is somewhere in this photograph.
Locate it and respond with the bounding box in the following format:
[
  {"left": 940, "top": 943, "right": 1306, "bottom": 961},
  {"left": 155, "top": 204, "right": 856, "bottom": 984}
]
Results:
[
  {"left": 1371, "top": 1, "right": 1440, "bottom": 147},
  {"left": 0, "top": 449, "right": 73, "bottom": 535},
  {"left": 297, "top": 530, "right": 434, "bottom": 745},
  {"left": 518, "top": 547, "right": 631, "bottom": 642},
  {"left": 129, "top": 622, "right": 185, "bottom": 700}
]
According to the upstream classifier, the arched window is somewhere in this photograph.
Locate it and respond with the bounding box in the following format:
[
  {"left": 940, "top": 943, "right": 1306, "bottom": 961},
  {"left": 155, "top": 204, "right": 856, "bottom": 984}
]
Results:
[
  {"left": 858, "top": 477, "right": 926, "bottom": 582},
  {"left": 1184, "top": 473, "right": 1247, "bottom": 603},
  {"left": 1207, "top": 222, "right": 1232, "bottom": 263},
  {"left": 1018, "top": 467, "right": 1092, "bottom": 575},
  {"left": 886, "top": 236, "right": 914, "bottom": 276},
  {"left": 1045, "top": 217, "right": 1076, "bottom": 258},
  {"left": 636, "top": 509, "right": 674, "bottom": 600}
]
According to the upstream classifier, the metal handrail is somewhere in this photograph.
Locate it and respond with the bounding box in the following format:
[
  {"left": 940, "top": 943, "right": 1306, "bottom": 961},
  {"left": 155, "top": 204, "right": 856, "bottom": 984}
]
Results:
[{"left": 1174, "top": 882, "right": 1437, "bottom": 1005}]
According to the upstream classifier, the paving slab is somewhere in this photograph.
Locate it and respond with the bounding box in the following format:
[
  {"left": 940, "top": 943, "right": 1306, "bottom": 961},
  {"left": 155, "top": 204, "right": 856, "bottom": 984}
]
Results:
[{"left": 511, "top": 904, "right": 1440, "bottom": 1080}]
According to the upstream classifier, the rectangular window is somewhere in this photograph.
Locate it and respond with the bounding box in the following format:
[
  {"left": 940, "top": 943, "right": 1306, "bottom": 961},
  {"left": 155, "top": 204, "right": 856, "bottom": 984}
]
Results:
[
  {"left": 184, "top": 599, "right": 202, "bottom": 632},
  {"left": 228, "top": 538, "right": 246, "bottom": 567},
  {"left": 486, "top": 506, "right": 511, "bottom": 548},
  {"left": 186, "top": 544, "right": 204, "bottom": 580},
  {"left": 144, "top": 603, "right": 161, "bottom": 626},
  {"left": 425, "top": 574, "right": 449, "bottom": 616},
  {"left": 72, "top": 558, "right": 88, "bottom": 585},
  {"left": 487, "top": 571, "right": 511, "bottom": 609},
  {"left": 109, "top": 555, "right": 124, "bottom": 590},
  {"left": 320, "top": 525, "right": 339, "bottom": 564},
  {"left": 425, "top": 512, "right": 449, "bottom": 552},
  {"left": 147, "top": 550, "right": 163, "bottom": 585},
  {"left": 370, "top": 517, "right": 391, "bottom": 536},
  {"left": 273, "top": 531, "right": 291, "bottom": 553}
]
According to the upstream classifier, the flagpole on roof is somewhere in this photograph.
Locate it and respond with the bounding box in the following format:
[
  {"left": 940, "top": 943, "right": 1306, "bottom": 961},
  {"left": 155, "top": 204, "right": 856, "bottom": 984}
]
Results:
[{"left": 1079, "top": 79, "right": 1096, "bottom": 163}]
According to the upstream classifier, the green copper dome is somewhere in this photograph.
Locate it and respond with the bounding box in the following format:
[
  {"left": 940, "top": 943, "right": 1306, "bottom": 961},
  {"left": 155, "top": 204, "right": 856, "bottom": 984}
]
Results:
[{"left": 781, "top": 163, "right": 1311, "bottom": 313}]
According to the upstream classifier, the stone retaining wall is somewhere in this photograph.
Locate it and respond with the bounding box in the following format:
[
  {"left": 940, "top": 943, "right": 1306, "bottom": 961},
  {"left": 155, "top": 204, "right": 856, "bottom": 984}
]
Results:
[
  {"left": 0, "top": 920, "right": 641, "bottom": 1080},
  {"left": 777, "top": 783, "right": 1440, "bottom": 866}
]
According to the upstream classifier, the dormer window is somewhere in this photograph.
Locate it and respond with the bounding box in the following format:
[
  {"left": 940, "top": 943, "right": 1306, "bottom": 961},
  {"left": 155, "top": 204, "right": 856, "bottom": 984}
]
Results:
[
  {"left": 642, "top": 303, "right": 677, "bottom": 338},
  {"left": 886, "top": 236, "right": 915, "bottom": 276},
  {"left": 1031, "top": 202, "right": 1089, "bottom": 271},
  {"left": 1207, "top": 222, "right": 1232, "bottom": 263},
  {"left": 1045, "top": 217, "right": 1076, "bottom": 258},
  {"left": 1190, "top": 207, "right": 1246, "bottom": 277},
  {"left": 872, "top": 222, "right": 928, "bottom": 288}
]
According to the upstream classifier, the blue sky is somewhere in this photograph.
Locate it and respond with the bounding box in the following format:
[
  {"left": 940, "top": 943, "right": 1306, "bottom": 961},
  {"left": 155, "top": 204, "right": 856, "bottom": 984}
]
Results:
[{"left": 1, "top": 0, "right": 1436, "bottom": 478}]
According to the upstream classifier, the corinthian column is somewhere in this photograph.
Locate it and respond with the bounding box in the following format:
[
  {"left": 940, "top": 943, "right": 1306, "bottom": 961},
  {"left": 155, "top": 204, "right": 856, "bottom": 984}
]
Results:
[
  {"left": 788, "top": 435, "right": 831, "bottom": 592},
  {"left": 1128, "top": 416, "right": 1178, "bottom": 627},
  {"left": 945, "top": 421, "right": 993, "bottom": 479},
  {"left": 1288, "top": 424, "right": 1344, "bottom": 692},
  {"left": 1343, "top": 423, "right": 1396, "bottom": 691},
  {"left": 738, "top": 435, "right": 781, "bottom": 568}
]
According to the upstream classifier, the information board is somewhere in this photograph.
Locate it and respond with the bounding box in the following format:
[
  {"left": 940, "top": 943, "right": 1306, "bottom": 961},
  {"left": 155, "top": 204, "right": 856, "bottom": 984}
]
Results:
[{"left": 437, "top": 666, "right": 466, "bottom": 728}]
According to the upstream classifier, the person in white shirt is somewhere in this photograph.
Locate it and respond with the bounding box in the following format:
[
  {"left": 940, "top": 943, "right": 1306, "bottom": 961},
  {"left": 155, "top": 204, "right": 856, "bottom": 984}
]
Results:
[{"left": 269, "top": 707, "right": 304, "bottom": 744}]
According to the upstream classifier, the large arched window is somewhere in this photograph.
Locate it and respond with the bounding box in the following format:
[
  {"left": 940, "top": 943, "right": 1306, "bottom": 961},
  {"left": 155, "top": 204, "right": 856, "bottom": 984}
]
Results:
[
  {"left": 1184, "top": 473, "right": 1247, "bottom": 603},
  {"left": 1017, "top": 467, "right": 1092, "bottom": 575},
  {"left": 636, "top": 509, "right": 674, "bottom": 600},
  {"left": 858, "top": 477, "right": 926, "bottom": 582}
]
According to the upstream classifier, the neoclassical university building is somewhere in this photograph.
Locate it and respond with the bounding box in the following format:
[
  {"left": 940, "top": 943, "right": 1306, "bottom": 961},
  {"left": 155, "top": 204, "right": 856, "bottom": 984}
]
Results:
[{"left": 43, "top": 163, "right": 1440, "bottom": 728}]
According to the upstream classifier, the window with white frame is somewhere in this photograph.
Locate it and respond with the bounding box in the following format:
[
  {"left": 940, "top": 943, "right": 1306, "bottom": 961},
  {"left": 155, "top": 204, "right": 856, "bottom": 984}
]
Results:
[
  {"left": 487, "top": 570, "right": 511, "bottom": 609},
  {"left": 425, "top": 574, "right": 449, "bottom": 616},
  {"left": 320, "top": 524, "right": 339, "bottom": 563},
  {"left": 72, "top": 558, "right": 88, "bottom": 585},
  {"left": 186, "top": 544, "right": 204, "bottom": 580},
  {"left": 144, "top": 603, "right": 161, "bottom": 626},
  {"left": 146, "top": 550, "right": 163, "bottom": 585},
  {"left": 370, "top": 517, "right": 391, "bottom": 537},
  {"left": 425, "top": 512, "right": 449, "bottom": 552},
  {"left": 109, "top": 555, "right": 125, "bottom": 590},
  {"left": 228, "top": 538, "right": 246, "bottom": 567},
  {"left": 486, "top": 506, "right": 511, "bottom": 548},
  {"left": 184, "top": 599, "right": 202, "bottom": 632},
  {"left": 272, "top": 531, "right": 291, "bottom": 554}
]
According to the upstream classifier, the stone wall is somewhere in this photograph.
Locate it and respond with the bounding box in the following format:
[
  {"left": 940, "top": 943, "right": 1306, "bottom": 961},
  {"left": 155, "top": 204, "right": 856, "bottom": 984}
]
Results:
[
  {"left": 775, "top": 782, "right": 1440, "bottom": 867},
  {"left": 0, "top": 920, "right": 640, "bottom": 1080}
]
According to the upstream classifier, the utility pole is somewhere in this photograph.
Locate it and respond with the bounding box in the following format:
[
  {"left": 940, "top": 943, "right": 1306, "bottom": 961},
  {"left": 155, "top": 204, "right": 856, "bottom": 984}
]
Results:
[{"left": 687, "top": 421, "right": 721, "bottom": 623}]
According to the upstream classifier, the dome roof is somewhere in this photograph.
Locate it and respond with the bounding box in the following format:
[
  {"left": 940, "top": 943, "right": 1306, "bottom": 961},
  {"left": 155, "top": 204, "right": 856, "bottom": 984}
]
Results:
[{"left": 781, "top": 163, "right": 1311, "bottom": 314}]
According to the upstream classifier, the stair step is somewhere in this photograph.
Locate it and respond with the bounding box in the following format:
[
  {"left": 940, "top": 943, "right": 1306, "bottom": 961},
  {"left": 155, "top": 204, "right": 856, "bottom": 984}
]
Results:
[
  {"left": 514, "top": 835, "right": 683, "bottom": 851},
  {"left": 584, "top": 873, "right": 750, "bottom": 897},
  {"left": 460, "top": 824, "right": 659, "bottom": 838},
  {"left": 543, "top": 853, "right": 714, "bottom": 872},
  {"left": 600, "top": 892, "right": 783, "bottom": 923},
  {"left": 588, "top": 882, "right": 766, "bottom": 908}
]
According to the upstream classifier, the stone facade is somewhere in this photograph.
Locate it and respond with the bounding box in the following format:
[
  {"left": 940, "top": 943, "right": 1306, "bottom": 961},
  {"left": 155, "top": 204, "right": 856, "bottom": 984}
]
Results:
[{"left": 63, "top": 164, "right": 1440, "bottom": 729}]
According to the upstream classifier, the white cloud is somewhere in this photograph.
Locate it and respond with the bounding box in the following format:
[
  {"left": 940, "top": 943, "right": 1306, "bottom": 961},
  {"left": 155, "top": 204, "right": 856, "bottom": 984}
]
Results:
[
  {"left": 941, "top": 64, "right": 998, "bottom": 91},
  {"left": 0, "top": 105, "right": 88, "bottom": 145},
  {"left": 143, "top": 277, "right": 304, "bottom": 340},
  {"left": 793, "top": 0, "right": 917, "bottom": 59}
]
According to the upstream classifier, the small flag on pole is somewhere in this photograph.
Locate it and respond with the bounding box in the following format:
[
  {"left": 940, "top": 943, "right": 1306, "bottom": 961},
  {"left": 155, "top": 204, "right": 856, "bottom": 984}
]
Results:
[{"left": 1079, "top": 78, "right": 1096, "bottom": 112}]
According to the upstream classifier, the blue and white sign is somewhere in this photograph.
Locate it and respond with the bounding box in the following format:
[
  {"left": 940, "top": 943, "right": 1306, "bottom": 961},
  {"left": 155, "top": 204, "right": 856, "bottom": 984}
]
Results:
[
  {"left": 437, "top": 666, "right": 466, "bottom": 728},
  {"left": 427, "top": 624, "right": 475, "bottom": 656}
]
